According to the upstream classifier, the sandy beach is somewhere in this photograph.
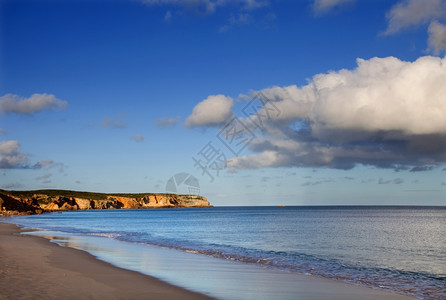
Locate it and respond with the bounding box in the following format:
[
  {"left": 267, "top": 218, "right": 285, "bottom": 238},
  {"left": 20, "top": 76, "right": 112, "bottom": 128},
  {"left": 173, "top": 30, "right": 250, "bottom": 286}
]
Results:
[
  {"left": 0, "top": 221, "right": 419, "bottom": 300},
  {"left": 0, "top": 222, "right": 213, "bottom": 300}
]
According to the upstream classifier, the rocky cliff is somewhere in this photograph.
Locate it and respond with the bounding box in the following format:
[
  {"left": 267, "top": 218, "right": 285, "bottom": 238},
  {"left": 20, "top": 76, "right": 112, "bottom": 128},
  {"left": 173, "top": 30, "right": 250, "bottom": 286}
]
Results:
[{"left": 0, "top": 189, "right": 211, "bottom": 216}]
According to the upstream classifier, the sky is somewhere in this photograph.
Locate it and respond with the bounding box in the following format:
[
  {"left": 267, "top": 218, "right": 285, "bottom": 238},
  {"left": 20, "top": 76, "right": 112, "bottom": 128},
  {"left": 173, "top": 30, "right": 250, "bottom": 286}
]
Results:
[{"left": 0, "top": 0, "right": 445, "bottom": 206}]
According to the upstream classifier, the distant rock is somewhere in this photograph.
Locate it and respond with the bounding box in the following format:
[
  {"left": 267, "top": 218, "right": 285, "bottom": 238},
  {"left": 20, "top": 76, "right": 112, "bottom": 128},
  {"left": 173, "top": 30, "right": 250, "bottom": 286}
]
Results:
[{"left": 0, "top": 189, "right": 211, "bottom": 215}]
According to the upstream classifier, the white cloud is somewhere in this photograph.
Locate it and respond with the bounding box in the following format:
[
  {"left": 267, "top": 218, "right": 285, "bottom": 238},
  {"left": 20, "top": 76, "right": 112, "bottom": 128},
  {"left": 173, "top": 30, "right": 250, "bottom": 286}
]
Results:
[
  {"left": 257, "top": 55, "right": 446, "bottom": 136},
  {"left": 0, "top": 142, "right": 64, "bottom": 171},
  {"left": 428, "top": 20, "right": 446, "bottom": 54},
  {"left": 313, "top": 0, "right": 355, "bottom": 14},
  {"left": 131, "top": 133, "right": 144, "bottom": 142},
  {"left": 0, "top": 140, "right": 28, "bottom": 168},
  {"left": 224, "top": 55, "right": 446, "bottom": 170},
  {"left": 384, "top": 0, "right": 446, "bottom": 35},
  {"left": 0, "top": 141, "right": 22, "bottom": 156},
  {"left": 185, "top": 94, "right": 234, "bottom": 127},
  {"left": 228, "top": 151, "right": 282, "bottom": 169},
  {"left": 383, "top": 0, "right": 446, "bottom": 54},
  {"left": 0, "top": 93, "right": 67, "bottom": 115}
]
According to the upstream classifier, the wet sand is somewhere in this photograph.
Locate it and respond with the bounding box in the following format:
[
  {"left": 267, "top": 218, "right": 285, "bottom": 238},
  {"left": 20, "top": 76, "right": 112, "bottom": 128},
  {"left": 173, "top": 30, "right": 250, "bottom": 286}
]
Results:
[
  {"left": 0, "top": 222, "right": 213, "bottom": 300},
  {"left": 0, "top": 222, "right": 416, "bottom": 300}
]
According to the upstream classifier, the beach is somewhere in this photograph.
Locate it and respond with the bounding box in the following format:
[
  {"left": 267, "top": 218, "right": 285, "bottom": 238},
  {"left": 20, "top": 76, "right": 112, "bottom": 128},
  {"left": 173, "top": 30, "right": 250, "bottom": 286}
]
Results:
[
  {"left": 2, "top": 1, "right": 445, "bottom": 299},
  {"left": 0, "top": 221, "right": 418, "bottom": 300},
  {"left": 0, "top": 222, "right": 213, "bottom": 300}
]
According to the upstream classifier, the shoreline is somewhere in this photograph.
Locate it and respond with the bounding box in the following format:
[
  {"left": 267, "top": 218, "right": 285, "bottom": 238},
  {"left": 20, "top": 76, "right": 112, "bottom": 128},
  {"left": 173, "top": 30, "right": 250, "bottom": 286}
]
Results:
[
  {"left": 0, "top": 222, "right": 214, "bottom": 300},
  {"left": 0, "top": 222, "right": 417, "bottom": 300}
]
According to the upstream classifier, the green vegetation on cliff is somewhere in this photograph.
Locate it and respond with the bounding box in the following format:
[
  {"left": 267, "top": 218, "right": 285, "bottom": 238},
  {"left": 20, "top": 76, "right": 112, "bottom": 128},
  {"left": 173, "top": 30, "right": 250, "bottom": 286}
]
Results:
[
  {"left": 1, "top": 189, "right": 109, "bottom": 201},
  {"left": 0, "top": 189, "right": 180, "bottom": 201}
]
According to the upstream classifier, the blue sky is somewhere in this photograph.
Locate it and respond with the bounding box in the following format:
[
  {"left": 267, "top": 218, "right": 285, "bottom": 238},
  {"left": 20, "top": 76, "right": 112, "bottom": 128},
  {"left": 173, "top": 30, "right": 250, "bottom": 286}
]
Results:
[{"left": 1, "top": 0, "right": 445, "bottom": 206}]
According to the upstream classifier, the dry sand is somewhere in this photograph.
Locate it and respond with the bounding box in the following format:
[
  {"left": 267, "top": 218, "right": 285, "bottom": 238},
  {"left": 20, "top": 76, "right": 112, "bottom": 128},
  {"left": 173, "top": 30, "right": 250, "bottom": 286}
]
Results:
[{"left": 0, "top": 222, "right": 213, "bottom": 300}]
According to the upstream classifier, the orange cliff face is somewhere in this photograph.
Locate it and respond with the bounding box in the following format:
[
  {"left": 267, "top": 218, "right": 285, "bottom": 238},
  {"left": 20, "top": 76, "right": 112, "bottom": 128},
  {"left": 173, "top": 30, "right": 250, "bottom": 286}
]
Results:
[
  {"left": 106, "top": 194, "right": 210, "bottom": 209},
  {"left": 0, "top": 191, "right": 211, "bottom": 215}
]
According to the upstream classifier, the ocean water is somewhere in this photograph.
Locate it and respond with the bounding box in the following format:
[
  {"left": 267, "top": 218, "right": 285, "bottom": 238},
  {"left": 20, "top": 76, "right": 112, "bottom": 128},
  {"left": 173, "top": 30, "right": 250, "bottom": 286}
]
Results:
[{"left": 4, "top": 206, "right": 446, "bottom": 299}]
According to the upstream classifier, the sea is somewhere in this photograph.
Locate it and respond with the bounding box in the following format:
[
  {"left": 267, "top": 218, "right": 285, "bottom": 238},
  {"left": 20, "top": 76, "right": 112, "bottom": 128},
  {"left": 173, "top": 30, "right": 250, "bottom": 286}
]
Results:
[{"left": 3, "top": 206, "right": 445, "bottom": 300}]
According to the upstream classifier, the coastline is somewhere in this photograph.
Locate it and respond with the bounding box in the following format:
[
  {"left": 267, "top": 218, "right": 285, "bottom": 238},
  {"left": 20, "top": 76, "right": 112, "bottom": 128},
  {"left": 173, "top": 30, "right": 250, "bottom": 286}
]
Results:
[
  {"left": 0, "top": 222, "right": 213, "bottom": 300},
  {"left": 0, "top": 189, "right": 211, "bottom": 216},
  {"left": 0, "top": 221, "right": 417, "bottom": 300}
]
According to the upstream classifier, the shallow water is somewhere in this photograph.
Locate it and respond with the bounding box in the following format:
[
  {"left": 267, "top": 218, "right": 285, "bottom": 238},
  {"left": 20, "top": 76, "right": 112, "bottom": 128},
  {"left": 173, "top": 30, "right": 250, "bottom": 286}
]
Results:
[{"left": 5, "top": 206, "right": 446, "bottom": 299}]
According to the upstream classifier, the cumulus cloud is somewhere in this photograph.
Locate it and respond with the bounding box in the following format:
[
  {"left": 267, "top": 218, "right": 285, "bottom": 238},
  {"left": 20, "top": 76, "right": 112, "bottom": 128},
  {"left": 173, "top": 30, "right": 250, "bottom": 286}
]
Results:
[
  {"left": 313, "top": 0, "right": 355, "bottom": 14},
  {"left": 0, "top": 129, "right": 6, "bottom": 134},
  {"left": 428, "top": 20, "right": 446, "bottom": 54},
  {"left": 0, "top": 93, "right": 67, "bottom": 115},
  {"left": 131, "top": 133, "right": 144, "bottom": 142},
  {"left": 185, "top": 94, "right": 234, "bottom": 127},
  {"left": 225, "top": 55, "right": 446, "bottom": 171},
  {"left": 0, "top": 141, "right": 28, "bottom": 168},
  {"left": 0, "top": 144, "right": 65, "bottom": 171},
  {"left": 154, "top": 117, "right": 179, "bottom": 128},
  {"left": 383, "top": 0, "right": 446, "bottom": 54},
  {"left": 384, "top": 0, "right": 446, "bottom": 34}
]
